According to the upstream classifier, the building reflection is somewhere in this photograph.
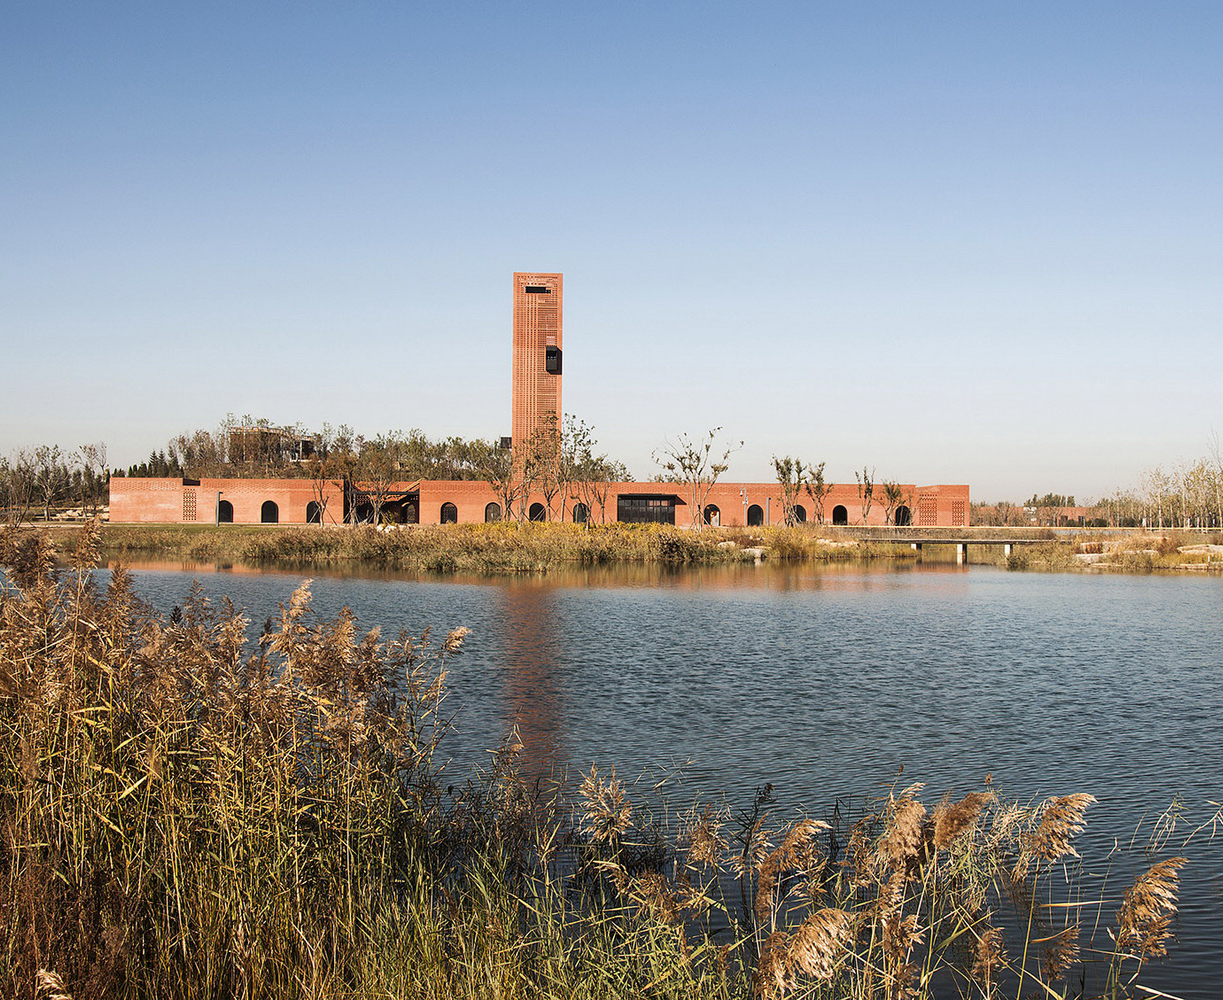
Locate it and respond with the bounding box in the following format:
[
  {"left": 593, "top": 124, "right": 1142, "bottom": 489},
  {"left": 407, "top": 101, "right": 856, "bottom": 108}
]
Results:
[{"left": 495, "top": 582, "right": 565, "bottom": 778}]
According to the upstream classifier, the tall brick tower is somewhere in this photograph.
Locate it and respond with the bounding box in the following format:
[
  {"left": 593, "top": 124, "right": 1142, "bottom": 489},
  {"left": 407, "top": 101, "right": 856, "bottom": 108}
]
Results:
[{"left": 511, "top": 272, "right": 563, "bottom": 448}]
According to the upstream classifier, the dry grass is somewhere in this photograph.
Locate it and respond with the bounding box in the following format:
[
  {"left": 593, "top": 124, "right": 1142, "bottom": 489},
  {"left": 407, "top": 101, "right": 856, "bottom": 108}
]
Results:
[{"left": 0, "top": 522, "right": 1205, "bottom": 1000}]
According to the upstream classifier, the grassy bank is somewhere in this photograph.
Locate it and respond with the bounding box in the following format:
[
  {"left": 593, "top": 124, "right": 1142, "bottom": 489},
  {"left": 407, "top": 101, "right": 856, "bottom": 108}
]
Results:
[
  {"left": 1, "top": 523, "right": 1202, "bottom": 999},
  {"left": 77, "top": 522, "right": 920, "bottom": 574},
  {"left": 1005, "top": 530, "right": 1223, "bottom": 573}
]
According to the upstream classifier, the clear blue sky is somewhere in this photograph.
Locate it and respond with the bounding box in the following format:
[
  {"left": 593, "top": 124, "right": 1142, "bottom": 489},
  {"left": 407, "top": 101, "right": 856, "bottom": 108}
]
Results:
[{"left": 3, "top": 1, "right": 1220, "bottom": 500}]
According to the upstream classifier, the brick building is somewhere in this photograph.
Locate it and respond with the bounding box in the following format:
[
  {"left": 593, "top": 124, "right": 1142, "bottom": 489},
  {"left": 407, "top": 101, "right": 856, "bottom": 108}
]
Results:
[{"left": 109, "top": 271, "right": 970, "bottom": 527}]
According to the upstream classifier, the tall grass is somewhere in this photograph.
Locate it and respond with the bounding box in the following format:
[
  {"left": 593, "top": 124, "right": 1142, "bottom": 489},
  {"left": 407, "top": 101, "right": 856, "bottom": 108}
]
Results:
[
  {"left": 1, "top": 522, "right": 1201, "bottom": 999},
  {"left": 97, "top": 522, "right": 754, "bottom": 573}
]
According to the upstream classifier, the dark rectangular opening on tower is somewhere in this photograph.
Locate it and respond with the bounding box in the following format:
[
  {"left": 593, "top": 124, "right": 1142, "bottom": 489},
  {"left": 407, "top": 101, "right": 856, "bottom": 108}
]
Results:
[
  {"left": 524, "top": 285, "right": 551, "bottom": 294},
  {"left": 545, "top": 346, "right": 562, "bottom": 374}
]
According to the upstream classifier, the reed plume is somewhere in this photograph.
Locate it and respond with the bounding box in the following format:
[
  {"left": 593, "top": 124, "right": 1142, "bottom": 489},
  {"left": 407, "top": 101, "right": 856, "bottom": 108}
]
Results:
[{"left": 1116, "top": 856, "right": 1187, "bottom": 961}]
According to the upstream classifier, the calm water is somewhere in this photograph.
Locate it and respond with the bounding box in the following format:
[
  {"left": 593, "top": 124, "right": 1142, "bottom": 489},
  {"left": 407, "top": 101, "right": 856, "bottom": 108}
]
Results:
[{"left": 116, "top": 559, "right": 1223, "bottom": 995}]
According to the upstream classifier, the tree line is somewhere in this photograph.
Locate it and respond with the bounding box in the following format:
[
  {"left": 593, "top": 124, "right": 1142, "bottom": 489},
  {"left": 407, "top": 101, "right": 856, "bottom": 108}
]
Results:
[{"left": 0, "top": 443, "right": 109, "bottom": 526}]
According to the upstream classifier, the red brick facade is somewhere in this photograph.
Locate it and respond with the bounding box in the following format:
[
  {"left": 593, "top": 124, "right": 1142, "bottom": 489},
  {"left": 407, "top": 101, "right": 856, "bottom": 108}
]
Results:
[
  {"left": 511, "top": 272, "right": 562, "bottom": 449},
  {"left": 109, "top": 477, "right": 970, "bottom": 527}
]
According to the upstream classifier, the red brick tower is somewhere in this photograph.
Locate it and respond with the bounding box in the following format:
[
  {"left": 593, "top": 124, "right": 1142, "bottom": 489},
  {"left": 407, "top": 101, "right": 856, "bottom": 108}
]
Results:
[{"left": 511, "top": 272, "right": 563, "bottom": 448}]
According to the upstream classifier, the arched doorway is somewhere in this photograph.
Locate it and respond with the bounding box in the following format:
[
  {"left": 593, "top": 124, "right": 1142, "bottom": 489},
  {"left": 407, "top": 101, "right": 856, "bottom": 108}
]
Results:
[
  {"left": 895, "top": 504, "right": 912, "bottom": 527},
  {"left": 832, "top": 504, "right": 848, "bottom": 525},
  {"left": 704, "top": 504, "right": 720, "bottom": 526},
  {"left": 217, "top": 499, "right": 233, "bottom": 523},
  {"left": 484, "top": 502, "right": 502, "bottom": 523},
  {"left": 793, "top": 504, "right": 807, "bottom": 523},
  {"left": 572, "top": 502, "right": 589, "bottom": 524},
  {"left": 306, "top": 501, "right": 322, "bottom": 524},
  {"left": 747, "top": 504, "right": 764, "bottom": 527},
  {"left": 440, "top": 502, "right": 458, "bottom": 524},
  {"left": 529, "top": 502, "right": 546, "bottom": 522},
  {"left": 260, "top": 500, "right": 278, "bottom": 524}
]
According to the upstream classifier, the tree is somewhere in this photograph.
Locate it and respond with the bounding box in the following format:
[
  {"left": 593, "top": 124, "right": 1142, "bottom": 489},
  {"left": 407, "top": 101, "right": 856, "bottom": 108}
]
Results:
[
  {"left": 652, "top": 428, "right": 741, "bottom": 530},
  {"left": 854, "top": 466, "right": 876, "bottom": 525},
  {"left": 0, "top": 450, "right": 36, "bottom": 527},
  {"left": 32, "top": 445, "right": 71, "bottom": 522},
  {"left": 880, "top": 480, "right": 912, "bottom": 526},
  {"left": 77, "top": 442, "right": 108, "bottom": 516},
  {"left": 526, "top": 413, "right": 564, "bottom": 520},
  {"left": 771, "top": 456, "right": 809, "bottom": 527},
  {"left": 564, "top": 416, "right": 630, "bottom": 525},
  {"left": 357, "top": 433, "right": 406, "bottom": 525},
  {"left": 802, "top": 462, "right": 832, "bottom": 525},
  {"left": 475, "top": 439, "right": 527, "bottom": 524}
]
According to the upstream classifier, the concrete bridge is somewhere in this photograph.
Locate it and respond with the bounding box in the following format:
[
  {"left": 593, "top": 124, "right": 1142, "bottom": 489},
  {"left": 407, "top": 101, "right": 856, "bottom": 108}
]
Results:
[{"left": 839, "top": 527, "right": 1062, "bottom": 564}]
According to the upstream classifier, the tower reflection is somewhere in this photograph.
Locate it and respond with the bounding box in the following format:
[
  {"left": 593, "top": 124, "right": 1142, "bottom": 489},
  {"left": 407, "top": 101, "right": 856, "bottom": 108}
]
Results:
[{"left": 495, "top": 581, "right": 565, "bottom": 777}]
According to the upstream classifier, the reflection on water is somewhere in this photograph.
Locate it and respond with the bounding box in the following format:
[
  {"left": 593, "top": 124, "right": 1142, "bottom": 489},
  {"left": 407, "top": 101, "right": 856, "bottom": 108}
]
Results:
[
  {"left": 105, "top": 558, "right": 1223, "bottom": 997},
  {"left": 496, "top": 583, "right": 565, "bottom": 776}
]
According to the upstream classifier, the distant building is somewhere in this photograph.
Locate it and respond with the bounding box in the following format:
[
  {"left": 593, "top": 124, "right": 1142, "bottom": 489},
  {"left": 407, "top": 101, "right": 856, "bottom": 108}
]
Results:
[{"left": 109, "top": 272, "right": 971, "bottom": 527}]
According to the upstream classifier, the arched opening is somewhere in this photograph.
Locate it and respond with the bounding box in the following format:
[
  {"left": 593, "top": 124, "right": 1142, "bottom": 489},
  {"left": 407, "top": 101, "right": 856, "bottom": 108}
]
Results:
[
  {"left": 572, "top": 502, "right": 589, "bottom": 524},
  {"left": 832, "top": 504, "right": 848, "bottom": 525},
  {"left": 747, "top": 504, "right": 764, "bottom": 527},
  {"left": 440, "top": 502, "right": 458, "bottom": 524},
  {"left": 404, "top": 503, "right": 419, "bottom": 524},
  {"left": 260, "top": 500, "right": 279, "bottom": 524},
  {"left": 217, "top": 499, "right": 233, "bottom": 523},
  {"left": 704, "top": 504, "right": 720, "bottom": 526},
  {"left": 484, "top": 502, "right": 502, "bottom": 523},
  {"left": 793, "top": 504, "right": 807, "bottom": 523},
  {"left": 529, "top": 502, "right": 546, "bottom": 522},
  {"left": 895, "top": 504, "right": 912, "bottom": 527},
  {"left": 306, "top": 501, "right": 322, "bottom": 524}
]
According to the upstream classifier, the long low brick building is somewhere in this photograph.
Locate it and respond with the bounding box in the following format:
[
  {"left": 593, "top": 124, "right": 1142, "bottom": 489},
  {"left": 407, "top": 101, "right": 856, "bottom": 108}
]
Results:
[{"left": 109, "top": 477, "right": 970, "bottom": 528}]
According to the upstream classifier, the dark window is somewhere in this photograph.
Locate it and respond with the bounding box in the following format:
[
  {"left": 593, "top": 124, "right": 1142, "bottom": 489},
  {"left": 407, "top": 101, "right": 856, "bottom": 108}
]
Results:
[
  {"left": 440, "top": 502, "right": 458, "bottom": 524},
  {"left": 261, "top": 500, "right": 279, "bottom": 524},
  {"left": 832, "top": 504, "right": 848, "bottom": 525},
  {"left": 616, "top": 495, "right": 676, "bottom": 525},
  {"left": 529, "top": 502, "right": 546, "bottom": 522},
  {"left": 793, "top": 504, "right": 807, "bottom": 523},
  {"left": 747, "top": 504, "right": 764, "bottom": 527},
  {"left": 485, "top": 502, "right": 502, "bottom": 523},
  {"left": 217, "top": 499, "right": 233, "bottom": 523},
  {"left": 895, "top": 505, "right": 912, "bottom": 527},
  {"left": 499, "top": 436, "right": 513, "bottom": 450},
  {"left": 306, "top": 501, "right": 322, "bottom": 524},
  {"left": 704, "top": 504, "right": 720, "bottom": 526},
  {"left": 524, "top": 285, "right": 550, "bottom": 294},
  {"left": 572, "top": 502, "right": 589, "bottom": 523},
  {"left": 545, "top": 345, "right": 562, "bottom": 374},
  {"left": 182, "top": 478, "right": 201, "bottom": 487}
]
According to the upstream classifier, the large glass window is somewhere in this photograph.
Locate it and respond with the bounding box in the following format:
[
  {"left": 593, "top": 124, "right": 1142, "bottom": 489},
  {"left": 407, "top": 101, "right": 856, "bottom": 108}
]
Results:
[
  {"left": 616, "top": 495, "right": 676, "bottom": 525},
  {"left": 485, "top": 502, "right": 502, "bottom": 523},
  {"left": 440, "top": 502, "right": 458, "bottom": 524}
]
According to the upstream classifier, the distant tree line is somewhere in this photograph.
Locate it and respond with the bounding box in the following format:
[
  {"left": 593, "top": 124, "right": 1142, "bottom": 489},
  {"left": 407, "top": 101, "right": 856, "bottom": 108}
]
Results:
[
  {"left": 0, "top": 443, "right": 109, "bottom": 525},
  {"left": 972, "top": 436, "right": 1223, "bottom": 529}
]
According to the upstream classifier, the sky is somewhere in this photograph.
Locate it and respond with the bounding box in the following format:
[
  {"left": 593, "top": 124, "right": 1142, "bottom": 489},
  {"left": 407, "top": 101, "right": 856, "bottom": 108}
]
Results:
[{"left": 2, "top": 2, "right": 1220, "bottom": 501}]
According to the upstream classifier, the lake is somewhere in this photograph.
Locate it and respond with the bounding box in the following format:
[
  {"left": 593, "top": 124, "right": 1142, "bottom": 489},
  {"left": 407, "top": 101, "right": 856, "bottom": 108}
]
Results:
[{"left": 116, "top": 558, "right": 1223, "bottom": 997}]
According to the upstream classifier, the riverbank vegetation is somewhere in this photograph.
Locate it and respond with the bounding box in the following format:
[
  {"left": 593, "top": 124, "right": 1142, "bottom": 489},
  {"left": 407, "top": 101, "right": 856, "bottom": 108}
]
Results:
[
  {"left": 73, "top": 522, "right": 921, "bottom": 574},
  {"left": 1, "top": 523, "right": 1203, "bottom": 999}
]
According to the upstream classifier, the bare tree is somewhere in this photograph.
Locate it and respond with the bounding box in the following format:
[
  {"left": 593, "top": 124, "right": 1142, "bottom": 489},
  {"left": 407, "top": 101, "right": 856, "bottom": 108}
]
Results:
[
  {"left": 772, "top": 456, "right": 809, "bottom": 526},
  {"left": 652, "top": 428, "right": 741, "bottom": 530},
  {"left": 565, "top": 416, "right": 629, "bottom": 525},
  {"left": 880, "top": 480, "right": 912, "bottom": 526},
  {"left": 476, "top": 439, "right": 527, "bottom": 524},
  {"left": 802, "top": 461, "right": 832, "bottom": 525},
  {"left": 77, "top": 442, "right": 108, "bottom": 516},
  {"left": 32, "top": 445, "right": 71, "bottom": 522},
  {"left": 854, "top": 466, "right": 876, "bottom": 525}
]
